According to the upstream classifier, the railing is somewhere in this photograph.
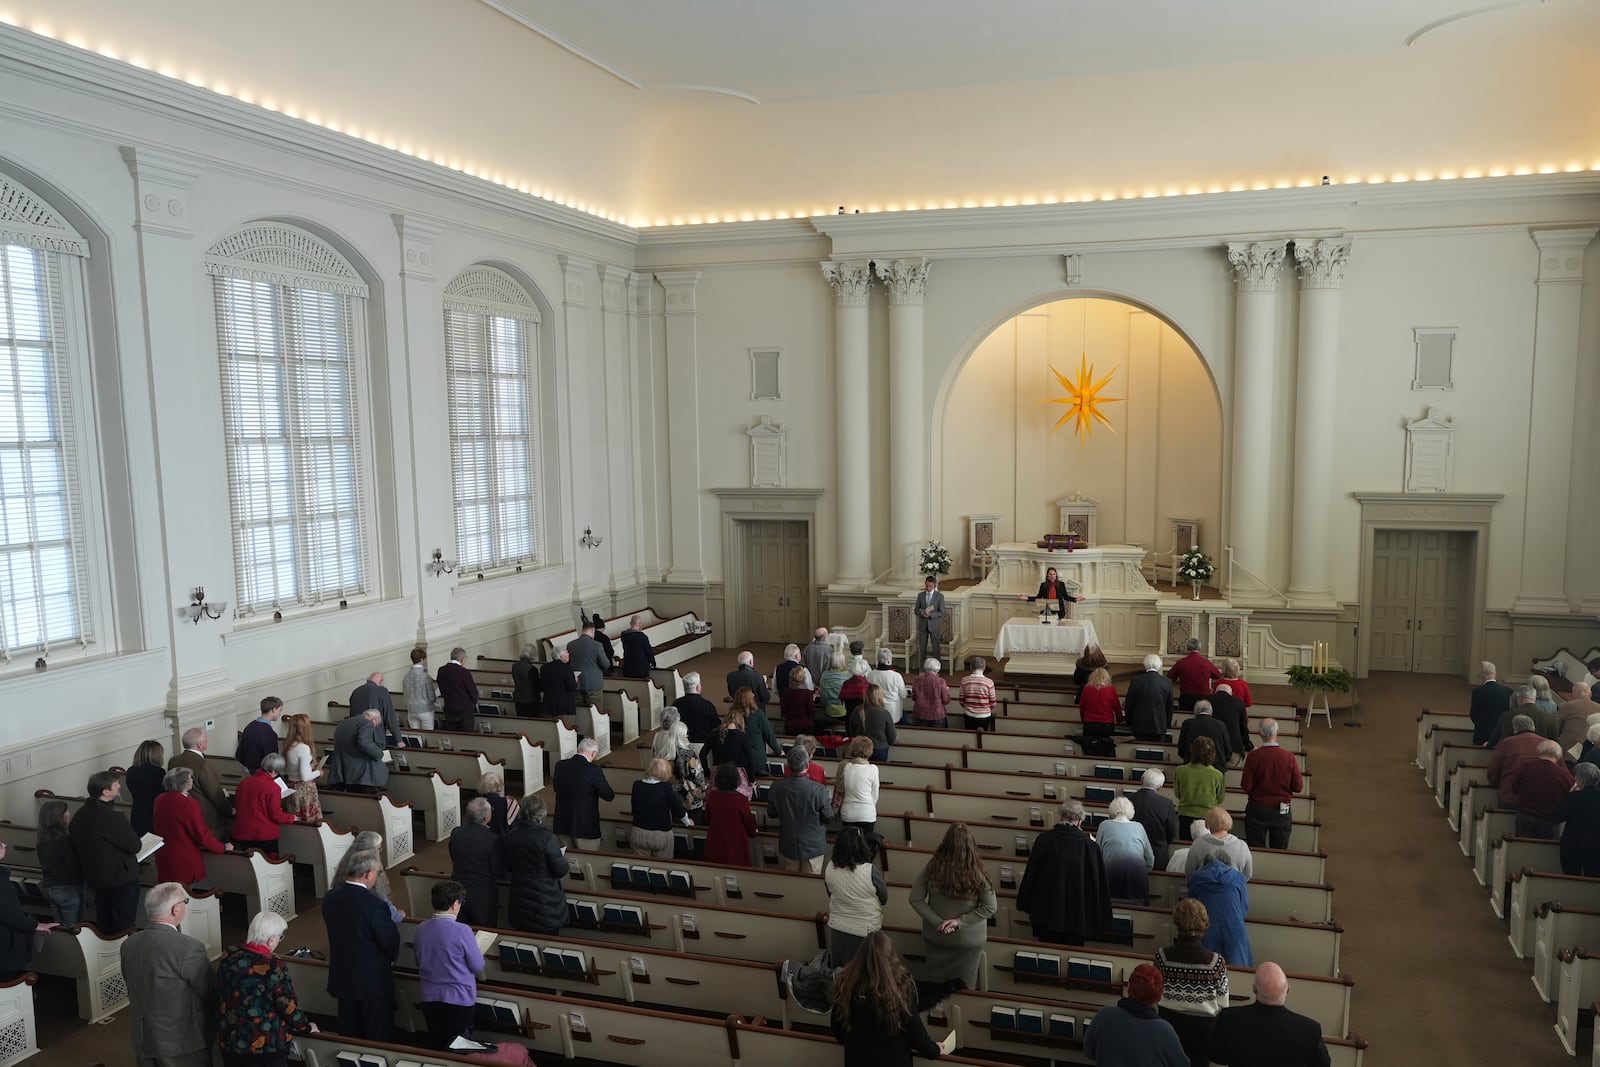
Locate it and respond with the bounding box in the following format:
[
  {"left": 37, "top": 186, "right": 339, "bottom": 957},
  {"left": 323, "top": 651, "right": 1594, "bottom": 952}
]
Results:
[{"left": 1224, "top": 546, "right": 1292, "bottom": 606}]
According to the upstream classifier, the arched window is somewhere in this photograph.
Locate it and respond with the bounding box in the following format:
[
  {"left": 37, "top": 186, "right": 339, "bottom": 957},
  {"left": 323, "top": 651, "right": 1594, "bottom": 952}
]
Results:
[
  {"left": 443, "top": 266, "right": 544, "bottom": 572},
  {"left": 206, "top": 222, "right": 372, "bottom": 617},
  {"left": 0, "top": 174, "right": 95, "bottom": 657}
]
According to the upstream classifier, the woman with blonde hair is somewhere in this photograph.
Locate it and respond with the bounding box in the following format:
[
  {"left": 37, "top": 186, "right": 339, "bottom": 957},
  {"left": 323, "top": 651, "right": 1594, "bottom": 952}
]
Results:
[
  {"left": 909, "top": 822, "right": 997, "bottom": 988},
  {"left": 820, "top": 653, "right": 852, "bottom": 724},
  {"left": 1079, "top": 666, "right": 1123, "bottom": 749},
  {"left": 475, "top": 771, "right": 519, "bottom": 835},
  {"left": 280, "top": 713, "right": 322, "bottom": 823},
  {"left": 630, "top": 757, "right": 688, "bottom": 858},
  {"left": 1153, "top": 897, "right": 1230, "bottom": 1067}
]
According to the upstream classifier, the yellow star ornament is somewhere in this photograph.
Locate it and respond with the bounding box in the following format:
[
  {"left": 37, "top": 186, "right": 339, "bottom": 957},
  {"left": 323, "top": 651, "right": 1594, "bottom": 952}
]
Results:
[{"left": 1045, "top": 354, "right": 1125, "bottom": 441}]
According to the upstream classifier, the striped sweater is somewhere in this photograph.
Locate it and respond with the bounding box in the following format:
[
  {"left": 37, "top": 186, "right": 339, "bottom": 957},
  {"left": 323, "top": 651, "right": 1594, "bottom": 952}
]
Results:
[{"left": 1154, "top": 940, "right": 1230, "bottom": 1017}]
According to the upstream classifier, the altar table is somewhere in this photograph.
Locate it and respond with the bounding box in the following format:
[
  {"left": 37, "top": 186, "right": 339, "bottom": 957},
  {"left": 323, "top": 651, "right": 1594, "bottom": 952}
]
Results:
[{"left": 993, "top": 620, "right": 1101, "bottom": 676}]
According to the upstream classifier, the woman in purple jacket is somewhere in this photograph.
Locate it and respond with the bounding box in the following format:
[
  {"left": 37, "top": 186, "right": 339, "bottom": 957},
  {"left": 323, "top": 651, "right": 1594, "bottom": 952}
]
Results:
[{"left": 412, "top": 879, "right": 487, "bottom": 1049}]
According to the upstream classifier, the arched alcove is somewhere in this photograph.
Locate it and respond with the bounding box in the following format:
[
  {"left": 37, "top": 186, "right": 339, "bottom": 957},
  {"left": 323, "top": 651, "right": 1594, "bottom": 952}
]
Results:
[{"left": 934, "top": 294, "right": 1224, "bottom": 566}]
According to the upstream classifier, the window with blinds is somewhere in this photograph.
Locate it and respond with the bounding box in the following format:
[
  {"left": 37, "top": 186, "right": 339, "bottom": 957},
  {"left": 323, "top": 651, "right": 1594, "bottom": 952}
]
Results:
[
  {"left": 0, "top": 242, "right": 91, "bottom": 654},
  {"left": 209, "top": 223, "right": 371, "bottom": 616},
  {"left": 443, "top": 267, "right": 543, "bottom": 573}
]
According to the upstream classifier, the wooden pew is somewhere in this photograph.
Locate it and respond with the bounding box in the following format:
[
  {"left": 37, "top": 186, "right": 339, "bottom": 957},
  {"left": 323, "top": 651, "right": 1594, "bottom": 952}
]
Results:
[
  {"left": 0, "top": 974, "right": 38, "bottom": 1067},
  {"left": 1433, "top": 742, "right": 1490, "bottom": 809},
  {"left": 1516, "top": 870, "right": 1600, "bottom": 994},
  {"left": 30, "top": 925, "right": 129, "bottom": 1023},
  {"left": 279, "top": 820, "right": 356, "bottom": 897},
  {"left": 1472, "top": 808, "right": 1518, "bottom": 889},
  {"left": 1535, "top": 903, "right": 1600, "bottom": 1002},
  {"left": 990, "top": 702, "right": 1307, "bottom": 754},
  {"left": 1446, "top": 763, "right": 1489, "bottom": 834},
  {"left": 1422, "top": 724, "right": 1476, "bottom": 792},
  {"left": 1555, "top": 945, "right": 1600, "bottom": 1055},
  {"left": 313, "top": 791, "right": 416, "bottom": 867},
  {"left": 839, "top": 739, "right": 1279, "bottom": 791},
  {"left": 193, "top": 849, "right": 298, "bottom": 922},
  {"left": 1457, "top": 781, "right": 1497, "bottom": 860},
  {"left": 322, "top": 704, "right": 551, "bottom": 789},
  {"left": 1489, "top": 838, "right": 1560, "bottom": 927},
  {"left": 541, "top": 607, "right": 713, "bottom": 669},
  {"left": 1416, "top": 707, "right": 1472, "bottom": 769},
  {"left": 480, "top": 654, "right": 671, "bottom": 724},
  {"left": 10, "top": 863, "right": 224, "bottom": 963},
  {"left": 884, "top": 725, "right": 1310, "bottom": 771}
]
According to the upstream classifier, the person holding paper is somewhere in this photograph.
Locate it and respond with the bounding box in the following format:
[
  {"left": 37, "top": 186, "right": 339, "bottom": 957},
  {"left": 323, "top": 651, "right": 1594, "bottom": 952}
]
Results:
[
  {"left": 280, "top": 714, "right": 323, "bottom": 823},
  {"left": 69, "top": 769, "right": 143, "bottom": 933},
  {"left": 413, "top": 880, "right": 486, "bottom": 1049},
  {"left": 829, "top": 930, "right": 945, "bottom": 1064},
  {"left": 231, "top": 752, "right": 294, "bottom": 858},
  {"left": 152, "top": 767, "right": 231, "bottom": 886}
]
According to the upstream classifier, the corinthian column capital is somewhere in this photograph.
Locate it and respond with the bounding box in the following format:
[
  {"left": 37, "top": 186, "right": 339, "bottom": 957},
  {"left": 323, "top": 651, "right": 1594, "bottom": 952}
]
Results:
[
  {"left": 874, "top": 258, "right": 930, "bottom": 307},
  {"left": 1227, "top": 240, "right": 1288, "bottom": 293},
  {"left": 821, "top": 260, "right": 873, "bottom": 307},
  {"left": 1294, "top": 238, "right": 1352, "bottom": 290}
]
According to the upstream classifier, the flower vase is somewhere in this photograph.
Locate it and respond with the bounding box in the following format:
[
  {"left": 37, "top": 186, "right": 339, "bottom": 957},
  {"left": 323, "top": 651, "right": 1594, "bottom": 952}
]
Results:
[{"left": 1191, "top": 580, "right": 1202, "bottom": 601}]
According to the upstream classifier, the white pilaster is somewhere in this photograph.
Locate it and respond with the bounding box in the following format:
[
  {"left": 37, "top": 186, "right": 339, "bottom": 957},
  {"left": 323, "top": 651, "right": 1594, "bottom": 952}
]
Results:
[
  {"left": 876, "top": 258, "right": 930, "bottom": 584},
  {"left": 1513, "top": 227, "right": 1598, "bottom": 613},
  {"left": 392, "top": 214, "right": 455, "bottom": 644},
  {"left": 599, "top": 265, "right": 640, "bottom": 592},
  {"left": 1287, "top": 237, "right": 1351, "bottom": 609},
  {"left": 1225, "top": 240, "right": 1288, "bottom": 605},
  {"left": 559, "top": 255, "right": 606, "bottom": 601},
  {"left": 120, "top": 147, "right": 234, "bottom": 712},
  {"left": 822, "top": 260, "right": 874, "bottom": 589},
  {"left": 628, "top": 273, "right": 666, "bottom": 583},
  {"left": 656, "top": 271, "right": 706, "bottom": 585}
]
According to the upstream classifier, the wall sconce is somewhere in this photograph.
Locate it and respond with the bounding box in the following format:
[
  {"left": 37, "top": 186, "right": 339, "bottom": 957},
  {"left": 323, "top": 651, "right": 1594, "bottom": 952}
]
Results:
[
  {"left": 580, "top": 527, "right": 604, "bottom": 550},
  {"left": 428, "top": 549, "right": 456, "bottom": 576},
  {"left": 187, "top": 586, "right": 227, "bottom": 624}
]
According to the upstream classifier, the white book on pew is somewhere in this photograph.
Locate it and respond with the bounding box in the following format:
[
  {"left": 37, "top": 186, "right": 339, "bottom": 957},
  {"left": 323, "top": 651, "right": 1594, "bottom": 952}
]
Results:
[
  {"left": 136, "top": 833, "right": 164, "bottom": 862},
  {"left": 938, "top": 1031, "right": 957, "bottom": 1055},
  {"left": 449, "top": 1036, "right": 496, "bottom": 1052},
  {"left": 473, "top": 929, "right": 497, "bottom": 954},
  {"left": 273, "top": 776, "right": 294, "bottom": 799}
]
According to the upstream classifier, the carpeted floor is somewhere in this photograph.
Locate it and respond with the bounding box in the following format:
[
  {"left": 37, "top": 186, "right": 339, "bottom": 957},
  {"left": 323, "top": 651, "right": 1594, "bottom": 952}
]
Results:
[{"left": 26, "top": 653, "right": 1587, "bottom": 1065}]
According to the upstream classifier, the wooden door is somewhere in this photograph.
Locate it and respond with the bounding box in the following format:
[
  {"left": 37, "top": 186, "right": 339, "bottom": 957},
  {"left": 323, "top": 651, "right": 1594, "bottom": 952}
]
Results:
[
  {"left": 780, "top": 522, "right": 811, "bottom": 638},
  {"left": 1369, "top": 529, "right": 1416, "bottom": 671},
  {"left": 741, "top": 520, "right": 811, "bottom": 643},
  {"left": 1368, "top": 528, "right": 1473, "bottom": 674}
]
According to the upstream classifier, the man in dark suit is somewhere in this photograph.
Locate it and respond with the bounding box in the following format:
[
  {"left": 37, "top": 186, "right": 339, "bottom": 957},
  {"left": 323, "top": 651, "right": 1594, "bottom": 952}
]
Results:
[
  {"left": 1209, "top": 683, "right": 1251, "bottom": 763},
  {"left": 449, "top": 797, "right": 504, "bottom": 927},
  {"left": 1015, "top": 799, "right": 1112, "bottom": 946},
  {"left": 540, "top": 647, "right": 578, "bottom": 717},
  {"left": 620, "top": 616, "right": 656, "bottom": 678},
  {"left": 914, "top": 576, "right": 946, "bottom": 667},
  {"left": 69, "top": 769, "right": 142, "bottom": 933},
  {"left": 169, "top": 727, "right": 229, "bottom": 838},
  {"left": 327, "top": 710, "right": 389, "bottom": 795},
  {"left": 324, "top": 850, "right": 400, "bottom": 1040},
  {"left": 672, "top": 673, "right": 721, "bottom": 744},
  {"left": 553, "top": 738, "right": 614, "bottom": 851},
  {"left": 726, "top": 650, "right": 771, "bottom": 705},
  {"left": 1177, "top": 700, "right": 1233, "bottom": 768},
  {"left": 349, "top": 671, "right": 403, "bottom": 747},
  {"left": 1129, "top": 769, "right": 1181, "bottom": 870},
  {"left": 1210, "top": 961, "right": 1331, "bottom": 1066},
  {"left": 437, "top": 646, "right": 480, "bottom": 733},
  {"left": 1469, "top": 661, "right": 1514, "bottom": 745},
  {"left": 121, "top": 882, "right": 215, "bottom": 1066},
  {"left": 1124, "top": 654, "right": 1175, "bottom": 741}
]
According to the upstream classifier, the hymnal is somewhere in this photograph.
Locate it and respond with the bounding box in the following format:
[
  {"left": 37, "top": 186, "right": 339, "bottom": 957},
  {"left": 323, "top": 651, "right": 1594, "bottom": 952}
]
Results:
[
  {"left": 610, "top": 863, "right": 631, "bottom": 885},
  {"left": 1067, "top": 957, "right": 1094, "bottom": 980},
  {"left": 648, "top": 869, "right": 670, "bottom": 891},
  {"left": 136, "top": 833, "right": 164, "bottom": 863},
  {"left": 1111, "top": 911, "right": 1134, "bottom": 936},
  {"left": 573, "top": 900, "right": 599, "bottom": 924},
  {"left": 668, "top": 869, "right": 692, "bottom": 891},
  {"left": 473, "top": 929, "right": 496, "bottom": 954},
  {"left": 1093, "top": 765, "right": 1123, "bottom": 780},
  {"left": 513, "top": 943, "right": 541, "bottom": 967},
  {"left": 1013, "top": 950, "right": 1039, "bottom": 973},
  {"left": 1134, "top": 747, "right": 1165, "bottom": 762},
  {"left": 1017, "top": 1009, "right": 1043, "bottom": 1034},
  {"left": 1049, "top": 1013, "right": 1076, "bottom": 1039},
  {"left": 1085, "top": 785, "right": 1113, "bottom": 802},
  {"left": 1036, "top": 953, "right": 1061, "bottom": 977},
  {"left": 990, "top": 1006, "right": 1016, "bottom": 1031}
]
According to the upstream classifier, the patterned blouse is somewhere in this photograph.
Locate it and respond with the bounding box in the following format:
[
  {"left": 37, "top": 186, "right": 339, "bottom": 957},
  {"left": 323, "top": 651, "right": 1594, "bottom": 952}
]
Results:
[{"left": 217, "top": 944, "right": 314, "bottom": 1055}]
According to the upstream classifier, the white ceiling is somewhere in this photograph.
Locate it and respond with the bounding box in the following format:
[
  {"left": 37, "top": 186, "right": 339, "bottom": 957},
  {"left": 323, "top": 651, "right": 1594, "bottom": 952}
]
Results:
[{"left": 482, "top": 0, "right": 1547, "bottom": 102}]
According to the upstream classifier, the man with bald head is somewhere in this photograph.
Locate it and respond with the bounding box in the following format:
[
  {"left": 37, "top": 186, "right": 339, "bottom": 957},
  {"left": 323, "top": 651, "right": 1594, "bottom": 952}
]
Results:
[{"left": 1209, "top": 961, "right": 1330, "bottom": 1066}]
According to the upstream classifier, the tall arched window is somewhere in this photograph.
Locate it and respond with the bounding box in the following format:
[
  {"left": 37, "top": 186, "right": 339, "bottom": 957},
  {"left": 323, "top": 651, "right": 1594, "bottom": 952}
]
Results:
[
  {"left": 443, "top": 266, "right": 544, "bottom": 572},
  {"left": 206, "top": 222, "right": 372, "bottom": 617},
  {"left": 0, "top": 175, "right": 95, "bottom": 656}
]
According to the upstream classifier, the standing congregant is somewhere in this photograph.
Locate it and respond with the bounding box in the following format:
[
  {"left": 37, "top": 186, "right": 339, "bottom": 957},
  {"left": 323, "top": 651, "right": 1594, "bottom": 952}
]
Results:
[
  {"left": 122, "top": 882, "right": 215, "bottom": 1067},
  {"left": 437, "top": 646, "right": 480, "bottom": 733},
  {"left": 323, "top": 850, "right": 400, "bottom": 1040},
  {"left": 915, "top": 576, "right": 946, "bottom": 667},
  {"left": 1016, "top": 799, "right": 1112, "bottom": 946}
]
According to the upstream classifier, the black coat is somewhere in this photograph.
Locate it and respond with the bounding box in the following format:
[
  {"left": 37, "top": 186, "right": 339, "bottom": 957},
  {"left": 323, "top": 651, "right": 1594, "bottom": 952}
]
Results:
[
  {"left": 125, "top": 763, "right": 165, "bottom": 837},
  {"left": 504, "top": 822, "right": 569, "bottom": 934},
  {"left": 69, "top": 797, "right": 140, "bottom": 891},
  {"left": 0, "top": 869, "right": 37, "bottom": 978},
  {"left": 620, "top": 630, "right": 656, "bottom": 678},
  {"left": 674, "top": 693, "right": 721, "bottom": 744},
  {"left": 552, "top": 755, "right": 615, "bottom": 840},
  {"left": 539, "top": 660, "right": 578, "bottom": 717},
  {"left": 349, "top": 680, "right": 401, "bottom": 746},
  {"left": 1209, "top": 691, "right": 1251, "bottom": 756},
  {"left": 1470, "top": 680, "right": 1513, "bottom": 745},
  {"left": 511, "top": 657, "right": 542, "bottom": 712},
  {"left": 726, "top": 666, "right": 771, "bottom": 706},
  {"left": 1130, "top": 788, "right": 1181, "bottom": 870},
  {"left": 1124, "top": 671, "right": 1174, "bottom": 740},
  {"left": 1178, "top": 714, "right": 1234, "bottom": 768},
  {"left": 448, "top": 823, "right": 504, "bottom": 928},
  {"left": 322, "top": 881, "right": 399, "bottom": 1000},
  {"left": 1210, "top": 1001, "right": 1330, "bottom": 1067},
  {"left": 1016, "top": 822, "right": 1112, "bottom": 940}
]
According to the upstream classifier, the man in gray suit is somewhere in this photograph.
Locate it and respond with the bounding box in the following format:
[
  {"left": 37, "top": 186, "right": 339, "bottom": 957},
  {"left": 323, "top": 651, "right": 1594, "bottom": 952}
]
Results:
[
  {"left": 915, "top": 576, "right": 946, "bottom": 668},
  {"left": 121, "top": 881, "right": 215, "bottom": 1067},
  {"left": 328, "top": 709, "right": 389, "bottom": 794},
  {"left": 566, "top": 620, "right": 611, "bottom": 713}
]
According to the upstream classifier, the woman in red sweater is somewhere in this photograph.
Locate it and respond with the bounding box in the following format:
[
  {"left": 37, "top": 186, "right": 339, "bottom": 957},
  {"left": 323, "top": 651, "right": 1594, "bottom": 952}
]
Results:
[
  {"left": 703, "top": 762, "right": 758, "bottom": 866},
  {"left": 232, "top": 751, "right": 295, "bottom": 858},
  {"left": 1079, "top": 667, "right": 1123, "bottom": 748},
  {"left": 152, "top": 767, "right": 230, "bottom": 885}
]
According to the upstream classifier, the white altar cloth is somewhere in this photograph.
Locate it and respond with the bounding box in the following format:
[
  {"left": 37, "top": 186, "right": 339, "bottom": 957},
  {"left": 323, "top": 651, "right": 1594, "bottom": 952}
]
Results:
[{"left": 994, "top": 620, "right": 1100, "bottom": 660}]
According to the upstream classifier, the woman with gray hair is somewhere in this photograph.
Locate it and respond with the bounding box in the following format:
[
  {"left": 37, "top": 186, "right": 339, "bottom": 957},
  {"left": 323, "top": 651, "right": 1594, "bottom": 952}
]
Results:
[
  {"left": 912, "top": 658, "right": 952, "bottom": 727},
  {"left": 332, "top": 831, "right": 404, "bottom": 922},
  {"left": 652, "top": 708, "right": 707, "bottom": 820},
  {"left": 868, "top": 647, "right": 909, "bottom": 725},
  {"left": 1530, "top": 673, "right": 1560, "bottom": 717},
  {"left": 152, "top": 765, "right": 230, "bottom": 885},
  {"left": 1094, "top": 796, "right": 1155, "bottom": 902},
  {"left": 232, "top": 750, "right": 294, "bottom": 858},
  {"left": 218, "top": 910, "right": 319, "bottom": 1062},
  {"left": 513, "top": 642, "right": 542, "bottom": 718},
  {"left": 1558, "top": 762, "right": 1600, "bottom": 876}
]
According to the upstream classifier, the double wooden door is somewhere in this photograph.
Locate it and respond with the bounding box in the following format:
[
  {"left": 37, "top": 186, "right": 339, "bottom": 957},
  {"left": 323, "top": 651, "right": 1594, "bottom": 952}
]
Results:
[
  {"left": 1368, "top": 528, "right": 1472, "bottom": 674},
  {"left": 740, "top": 520, "right": 810, "bottom": 643}
]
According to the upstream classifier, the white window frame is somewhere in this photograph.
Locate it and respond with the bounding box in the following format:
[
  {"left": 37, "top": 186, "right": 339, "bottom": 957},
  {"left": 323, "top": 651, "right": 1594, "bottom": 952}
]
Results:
[
  {"left": 206, "top": 222, "right": 377, "bottom": 622},
  {"left": 442, "top": 266, "right": 545, "bottom": 577},
  {"left": 0, "top": 173, "right": 111, "bottom": 667}
]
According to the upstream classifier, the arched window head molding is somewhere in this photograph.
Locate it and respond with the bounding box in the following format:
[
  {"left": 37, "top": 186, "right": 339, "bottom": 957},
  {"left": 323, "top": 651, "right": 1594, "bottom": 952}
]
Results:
[
  {"left": 444, "top": 265, "right": 542, "bottom": 322},
  {"left": 204, "top": 221, "right": 368, "bottom": 297},
  {"left": 0, "top": 173, "right": 90, "bottom": 258}
]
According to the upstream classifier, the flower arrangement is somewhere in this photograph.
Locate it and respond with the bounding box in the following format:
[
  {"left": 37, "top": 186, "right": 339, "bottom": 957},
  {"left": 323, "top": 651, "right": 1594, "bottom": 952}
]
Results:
[
  {"left": 1176, "top": 547, "right": 1215, "bottom": 584},
  {"left": 919, "top": 540, "right": 953, "bottom": 578}
]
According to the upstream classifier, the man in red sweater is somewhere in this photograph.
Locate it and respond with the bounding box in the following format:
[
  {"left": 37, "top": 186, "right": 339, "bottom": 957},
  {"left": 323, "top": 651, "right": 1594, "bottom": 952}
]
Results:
[
  {"left": 1505, "top": 740, "right": 1574, "bottom": 838},
  {"left": 1167, "top": 638, "right": 1221, "bottom": 711},
  {"left": 1238, "top": 718, "right": 1303, "bottom": 849}
]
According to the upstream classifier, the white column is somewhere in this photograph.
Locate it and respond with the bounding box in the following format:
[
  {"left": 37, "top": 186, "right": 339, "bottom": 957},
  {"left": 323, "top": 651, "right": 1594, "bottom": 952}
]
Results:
[
  {"left": 120, "top": 148, "right": 235, "bottom": 716},
  {"left": 822, "top": 260, "right": 874, "bottom": 588},
  {"left": 1513, "top": 227, "right": 1598, "bottom": 612},
  {"left": 598, "top": 265, "right": 639, "bottom": 592},
  {"left": 391, "top": 215, "right": 456, "bottom": 644},
  {"left": 875, "top": 258, "right": 930, "bottom": 583},
  {"left": 1287, "top": 237, "right": 1351, "bottom": 609},
  {"left": 628, "top": 273, "right": 666, "bottom": 582},
  {"left": 655, "top": 271, "right": 706, "bottom": 584},
  {"left": 1225, "top": 240, "right": 1288, "bottom": 604}
]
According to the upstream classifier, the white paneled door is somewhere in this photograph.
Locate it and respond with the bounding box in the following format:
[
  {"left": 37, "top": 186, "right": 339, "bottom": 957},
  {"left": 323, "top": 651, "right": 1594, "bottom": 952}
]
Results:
[{"left": 1368, "top": 529, "right": 1471, "bottom": 674}]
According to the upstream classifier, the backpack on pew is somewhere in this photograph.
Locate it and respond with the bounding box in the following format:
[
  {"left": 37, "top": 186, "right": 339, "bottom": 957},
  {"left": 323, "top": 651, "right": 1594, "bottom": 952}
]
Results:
[{"left": 1079, "top": 733, "right": 1118, "bottom": 757}]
